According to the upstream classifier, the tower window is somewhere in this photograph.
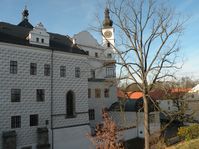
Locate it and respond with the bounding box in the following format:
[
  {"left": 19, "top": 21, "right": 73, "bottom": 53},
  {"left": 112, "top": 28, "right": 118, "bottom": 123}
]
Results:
[
  {"left": 95, "top": 52, "right": 98, "bottom": 58},
  {"left": 107, "top": 42, "right": 111, "bottom": 47},
  {"left": 107, "top": 53, "right": 112, "bottom": 58},
  {"left": 41, "top": 38, "right": 44, "bottom": 43},
  {"left": 36, "top": 38, "right": 39, "bottom": 42}
]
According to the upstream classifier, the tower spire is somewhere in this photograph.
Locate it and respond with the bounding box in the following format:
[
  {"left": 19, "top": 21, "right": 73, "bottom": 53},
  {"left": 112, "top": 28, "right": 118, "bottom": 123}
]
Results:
[
  {"left": 103, "top": 7, "right": 113, "bottom": 28},
  {"left": 22, "top": 5, "right": 29, "bottom": 21}
]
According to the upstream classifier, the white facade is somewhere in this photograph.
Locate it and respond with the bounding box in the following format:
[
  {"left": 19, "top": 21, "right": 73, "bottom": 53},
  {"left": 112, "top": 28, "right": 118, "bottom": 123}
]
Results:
[
  {"left": 110, "top": 111, "right": 160, "bottom": 139},
  {"left": 184, "top": 84, "right": 199, "bottom": 121},
  {"left": 157, "top": 99, "right": 178, "bottom": 112},
  {"left": 74, "top": 31, "right": 117, "bottom": 131},
  {"left": 0, "top": 40, "right": 91, "bottom": 149}
]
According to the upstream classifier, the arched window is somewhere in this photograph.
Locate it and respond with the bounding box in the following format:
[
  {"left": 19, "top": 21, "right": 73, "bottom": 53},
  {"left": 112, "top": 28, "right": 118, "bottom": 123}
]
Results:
[{"left": 66, "top": 91, "right": 75, "bottom": 117}]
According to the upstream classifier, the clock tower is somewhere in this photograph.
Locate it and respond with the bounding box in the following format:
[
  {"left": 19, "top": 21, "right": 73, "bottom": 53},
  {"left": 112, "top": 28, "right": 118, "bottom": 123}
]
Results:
[{"left": 102, "top": 8, "right": 115, "bottom": 49}]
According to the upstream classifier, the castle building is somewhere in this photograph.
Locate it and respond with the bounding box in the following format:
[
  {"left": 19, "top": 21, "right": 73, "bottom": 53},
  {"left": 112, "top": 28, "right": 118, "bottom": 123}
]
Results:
[
  {"left": 74, "top": 8, "right": 117, "bottom": 131},
  {"left": 0, "top": 7, "right": 117, "bottom": 149}
]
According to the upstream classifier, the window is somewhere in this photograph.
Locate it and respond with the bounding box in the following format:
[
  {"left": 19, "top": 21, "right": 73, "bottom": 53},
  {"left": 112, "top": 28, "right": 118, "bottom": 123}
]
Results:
[
  {"left": 107, "top": 53, "right": 112, "bottom": 58},
  {"left": 30, "top": 114, "right": 38, "bottom": 126},
  {"left": 30, "top": 63, "right": 37, "bottom": 75},
  {"left": 36, "top": 38, "right": 39, "bottom": 42},
  {"left": 106, "top": 66, "right": 115, "bottom": 78},
  {"left": 104, "top": 89, "right": 109, "bottom": 98},
  {"left": 11, "top": 116, "right": 21, "bottom": 128},
  {"left": 10, "top": 61, "right": 17, "bottom": 74},
  {"left": 44, "top": 64, "right": 50, "bottom": 76},
  {"left": 75, "top": 67, "right": 80, "bottom": 78},
  {"left": 41, "top": 38, "right": 44, "bottom": 43},
  {"left": 36, "top": 89, "right": 45, "bottom": 101},
  {"left": 95, "top": 52, "right": 98, "bottom": 58},
  {"left": 85, "top": 51, "right": 89, "bottom": 55},
  {"left": 95, "top": 89, "right": 101, "bottom": 98},
  {"left": 11, "top": 89, "right": 21, "bottom": 102},
  {"left": 90, "top": 69, "right": 95, "bottom": 78},
  {"left": 88, "top": 88, "right": 91, "bottom": 98},
  {"left": 88, "top": 109, "right": 95, "bottom": 120},
  {"left": 107, "top": 42, "right": 111, "bottom": 47},
  {"left": 60, "top": 66, "right": 66, "bottom": 77},
  {"left": 66, "top": 91, "right": 75, "bottom": 117}
]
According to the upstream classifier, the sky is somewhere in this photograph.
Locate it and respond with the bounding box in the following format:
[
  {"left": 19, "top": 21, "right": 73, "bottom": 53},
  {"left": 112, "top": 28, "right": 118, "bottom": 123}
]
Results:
[{"left": 0, "top": 0, "right": 199, "bottom": 80}]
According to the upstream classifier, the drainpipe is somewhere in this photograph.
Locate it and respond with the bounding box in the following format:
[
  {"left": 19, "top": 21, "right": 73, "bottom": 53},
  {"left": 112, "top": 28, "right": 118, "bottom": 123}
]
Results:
[{"left": 50, "top": 49, "right": 54, "bottom": 149}]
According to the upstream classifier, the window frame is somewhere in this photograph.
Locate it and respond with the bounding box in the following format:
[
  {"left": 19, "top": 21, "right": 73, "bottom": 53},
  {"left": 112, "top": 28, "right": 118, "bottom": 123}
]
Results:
[
  {"left": 95, "top": 88, "right": 101, "bottom": 98},
  {"left": 88, "top": 109, "right": 95, "bottom": 120},
  {"left": 11, "top": 115, "right": 21, "bottom": 128},
  {"left": 106, "top": 66, "right": 115, "bottom": 78},
  {"left": 30, "top": 63, "right": 37, "bottom": 75},
  {"left": 88, "top": 88, "right": 91, "bottom": 98},
  {"left": 95, "top": 52, "right": 98, "bottom": 58},
  {"left": 44, "top": 64, "right": 50, "bottom": 76},
  {"left": 36, "top": 89, "right": 45, "bottom": 102},
  {"left": 30, "top": 114, "right": 38, "bottom": 126},
  {"left": 75, "top": 67, "right": 80, "bottom": 78},
  {"left": 90, "top": 69, "right": 95, "bottom": 79},
  {"left": 11, "top": 89, "right": 21, "bottom": 102},
  {"left": 104, "top": 88, "right": 109, "bottom": 98},
  {"left": 60, "top": 66, "right": 66, "bottom": 77},
  {"left": 10, "top": 61, "right": 17, "bottom": 74}
]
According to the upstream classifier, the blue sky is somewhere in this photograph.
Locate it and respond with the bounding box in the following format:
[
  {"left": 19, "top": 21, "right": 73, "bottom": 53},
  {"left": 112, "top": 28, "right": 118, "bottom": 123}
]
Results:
[{"left": 0, "top": 0, "right": 199, "bottom": 79}]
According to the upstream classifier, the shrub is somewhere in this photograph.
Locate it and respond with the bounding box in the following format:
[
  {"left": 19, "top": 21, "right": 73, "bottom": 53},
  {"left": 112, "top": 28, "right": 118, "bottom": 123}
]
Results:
[{"left": 177, "top": 124, "right": 199, "bottom": 141}]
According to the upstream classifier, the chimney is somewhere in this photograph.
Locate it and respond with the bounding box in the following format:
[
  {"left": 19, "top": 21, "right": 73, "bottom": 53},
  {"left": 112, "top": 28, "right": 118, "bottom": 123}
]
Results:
[{"left": 72, "top": 38, "right": 76, "bottom": 45}]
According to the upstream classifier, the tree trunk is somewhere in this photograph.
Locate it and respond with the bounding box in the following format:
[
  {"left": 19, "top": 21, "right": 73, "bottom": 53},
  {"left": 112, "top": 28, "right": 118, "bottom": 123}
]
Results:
[{"left": 143, "top": 94, "right": 150, "bottom": 149}]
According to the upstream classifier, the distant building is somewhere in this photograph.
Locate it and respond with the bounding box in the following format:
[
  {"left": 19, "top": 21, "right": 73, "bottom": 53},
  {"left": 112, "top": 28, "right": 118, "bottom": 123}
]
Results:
[{"left": 184, "top": 84, "right": 199, "bottom": 122}]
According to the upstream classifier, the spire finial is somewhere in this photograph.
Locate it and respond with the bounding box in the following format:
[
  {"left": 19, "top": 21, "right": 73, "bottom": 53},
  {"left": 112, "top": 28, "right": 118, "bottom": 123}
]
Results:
[
  {"left": 22, "top": 5, "right": 29, "bottom": 21},
  {"left": 103, "top": 7, "right": 113, "bottom": 28}
]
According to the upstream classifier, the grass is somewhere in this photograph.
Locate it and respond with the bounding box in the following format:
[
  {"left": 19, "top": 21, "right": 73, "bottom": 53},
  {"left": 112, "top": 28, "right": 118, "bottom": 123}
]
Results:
[{"left": 166, "top": 138, "right": 199, "bottom": 149}]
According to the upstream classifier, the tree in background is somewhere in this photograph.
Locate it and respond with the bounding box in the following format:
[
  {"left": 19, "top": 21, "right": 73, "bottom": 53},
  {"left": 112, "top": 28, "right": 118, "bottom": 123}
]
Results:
[{"left": 101, "top": 0, "right": 186, "bottom": 148}]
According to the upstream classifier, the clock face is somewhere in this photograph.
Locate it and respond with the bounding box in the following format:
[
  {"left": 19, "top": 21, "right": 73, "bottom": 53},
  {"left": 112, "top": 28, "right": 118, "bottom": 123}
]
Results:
[{"left": 104, "top": 31, "right": 112, "bottom": 38}]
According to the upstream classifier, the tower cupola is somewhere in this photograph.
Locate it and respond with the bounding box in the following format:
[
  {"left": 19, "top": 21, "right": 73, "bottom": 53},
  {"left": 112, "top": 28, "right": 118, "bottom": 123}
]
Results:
[{"left": 103, "top": 8, "right": 113, "bottom": 28}]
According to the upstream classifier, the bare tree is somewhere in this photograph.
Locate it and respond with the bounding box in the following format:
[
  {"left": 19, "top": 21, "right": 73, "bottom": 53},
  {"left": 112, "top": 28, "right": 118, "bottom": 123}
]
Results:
[{"left": 99, "top": 0, "right": 186, "bottom": 148}]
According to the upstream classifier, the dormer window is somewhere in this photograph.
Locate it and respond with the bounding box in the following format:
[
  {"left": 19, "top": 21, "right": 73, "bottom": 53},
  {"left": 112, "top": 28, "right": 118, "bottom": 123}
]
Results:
[
  {"left": 107, "top": 53, "right": 112, "bottom": 58},
  {"left": 28, "top": 22, "right": 50, "bottom": 47}
]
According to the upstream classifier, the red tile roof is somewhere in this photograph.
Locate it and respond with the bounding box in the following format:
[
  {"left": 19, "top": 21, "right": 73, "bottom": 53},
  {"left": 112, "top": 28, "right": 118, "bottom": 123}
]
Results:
[{"left": 117, "top": 87, "right": 191, "bottom": 100}]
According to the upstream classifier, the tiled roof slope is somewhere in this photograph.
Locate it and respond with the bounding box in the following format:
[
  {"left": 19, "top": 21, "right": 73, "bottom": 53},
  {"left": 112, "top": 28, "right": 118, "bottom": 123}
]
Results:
[{"left": 0, "top": 22, "right": 87, "bottom": 55}]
